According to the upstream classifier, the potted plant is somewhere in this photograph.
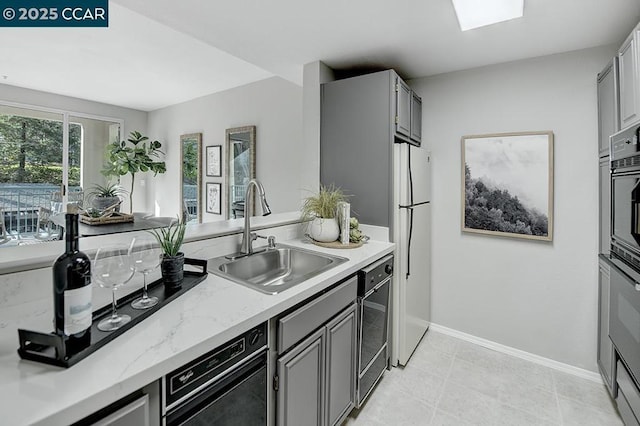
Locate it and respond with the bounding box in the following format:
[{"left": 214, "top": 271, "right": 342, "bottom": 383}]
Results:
[
  {"left": 102, "top": 131, "right": 167, "bottom": 213},
  {"left": 148, "top": 217, "right": 187, "bottom": 292},
  {"left": 301, "top": 184, "right": 346, "bottom": 242},
  {"left": 88, "top": 183, "right": 126, "bottom": 211}
]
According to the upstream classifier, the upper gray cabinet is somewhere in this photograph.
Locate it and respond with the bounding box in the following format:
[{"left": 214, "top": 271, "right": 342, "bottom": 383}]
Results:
[
  {"left": 394, "top": 75, "right": 422, "bottom": 146},
  {"left": 395, "top": 78, "right": 411, "bottom": 138},
  {"left": 597, "top": 59, "right": 620, "bottom": 157},
  {"left": 410, "top": 92, "right": 423, "bottom": 144},
  {"left": 618, "top": 24, "right": 640, "bottom": 129}
]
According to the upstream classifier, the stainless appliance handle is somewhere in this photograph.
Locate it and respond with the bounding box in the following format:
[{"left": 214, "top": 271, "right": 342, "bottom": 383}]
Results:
[
  {"left": 608, "top": 255, "right": 640, "bottom": 292},
  {"left": 362, "top": 276, "right": 391, "bottom": 299}
]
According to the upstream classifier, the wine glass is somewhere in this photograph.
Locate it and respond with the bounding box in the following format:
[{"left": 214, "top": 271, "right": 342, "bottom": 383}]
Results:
[
  {"left": 129, "top": 236, "right": 162, "bottom": 309},
  {"left": 93, "top": 245, "right": 135, "bottom": 331}
]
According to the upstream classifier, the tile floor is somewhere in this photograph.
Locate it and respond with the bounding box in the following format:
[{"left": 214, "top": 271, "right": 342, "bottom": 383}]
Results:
[{"left": 345, "top": 330, "right": 623, "bottom": 426}]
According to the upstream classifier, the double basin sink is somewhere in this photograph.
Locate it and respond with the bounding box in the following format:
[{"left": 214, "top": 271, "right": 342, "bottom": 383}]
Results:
[{"left": 207, "top": 244, "right": 348, "bottom": 294}]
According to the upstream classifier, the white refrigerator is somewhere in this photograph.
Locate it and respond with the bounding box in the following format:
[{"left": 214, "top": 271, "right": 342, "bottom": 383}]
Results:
[{"left": 392, "top": 143, "right": 431, "bottom": 365}]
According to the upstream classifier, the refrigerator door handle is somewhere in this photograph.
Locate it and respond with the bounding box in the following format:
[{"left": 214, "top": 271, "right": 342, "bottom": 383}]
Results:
[
  {"left": 406, "top": 207, "right": 413, "bottom": 278},
  {"left": 398, "top": 201, "right": 430, "bottom": 209}
]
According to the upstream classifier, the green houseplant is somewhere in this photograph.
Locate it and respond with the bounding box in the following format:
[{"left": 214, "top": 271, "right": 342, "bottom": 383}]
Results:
[
  {"left": 88, "top": 182, "right": 126, "bottom": 211},
  {"left": 102, "top": 131, "right": 166, "bottom": 213},
  {"left": 148, "top": 217, "right": 187, "bottom": 291},
  {"left": 301, "top": 184, "right": 346, "bottom": 242}
]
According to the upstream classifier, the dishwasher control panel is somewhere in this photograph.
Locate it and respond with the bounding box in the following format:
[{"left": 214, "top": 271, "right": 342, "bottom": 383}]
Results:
[
  {"left": 164, "top": 322, "right": 266, "bottom": 407},
  {"left": 358, "top": 255, "right": 394, "bottom": 295}
]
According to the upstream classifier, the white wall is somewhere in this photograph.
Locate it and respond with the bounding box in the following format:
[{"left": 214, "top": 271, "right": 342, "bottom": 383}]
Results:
[
  {"left": 0, "top": 83, "right": 148, "bottom": 211},
  {"left": 146, "top": 77, "right": 303, "bottom": 220},
  {"left": 302, "top": 61, "right": 335, "bottom": 196},
  {"left": 409, "top": 45, "right": 616, "bottom": 371}
]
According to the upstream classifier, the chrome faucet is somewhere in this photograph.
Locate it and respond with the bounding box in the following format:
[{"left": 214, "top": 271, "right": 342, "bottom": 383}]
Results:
[{"left": 240, "top": 179, "right": 272, "bottom": 255}]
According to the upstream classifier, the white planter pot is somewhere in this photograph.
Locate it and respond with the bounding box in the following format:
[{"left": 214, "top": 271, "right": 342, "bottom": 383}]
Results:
[{"left": 308, "top": 217, "right": 340, "bottom": 242}]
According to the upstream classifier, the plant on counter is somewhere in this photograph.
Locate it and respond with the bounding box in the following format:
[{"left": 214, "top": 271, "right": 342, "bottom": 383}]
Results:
[
  {"left": 301, "top": 184, "right": 346, "bottom": 220},
  {"left": 88, "top": 182, "right": 126, "bottom": 212},
  {"left": 148, "top": 216, "right": 187, "bottom": 291},
  {"left": 349, "top": 217, "right": 366, "bottom": 243},
  {"left": 102, "top": 131, "right": 166, "bottom": 214},
  {"left": 301, "top": 184, "right": 347, "bottom": 242}
]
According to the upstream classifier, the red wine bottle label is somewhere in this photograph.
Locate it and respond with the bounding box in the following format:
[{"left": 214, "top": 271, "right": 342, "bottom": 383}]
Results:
[{"left": 64, "top": 286, "right": 92, "bottom": 335}]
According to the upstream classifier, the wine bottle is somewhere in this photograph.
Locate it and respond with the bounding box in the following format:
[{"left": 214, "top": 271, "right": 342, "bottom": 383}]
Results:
[{"left": 53, "top": 212, "right": 92, "bottom": 356}]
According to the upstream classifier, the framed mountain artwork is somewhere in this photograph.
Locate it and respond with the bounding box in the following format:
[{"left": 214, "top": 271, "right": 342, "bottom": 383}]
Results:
[{"left": 461, "top": 131, "right": 554, "bottom": 241}]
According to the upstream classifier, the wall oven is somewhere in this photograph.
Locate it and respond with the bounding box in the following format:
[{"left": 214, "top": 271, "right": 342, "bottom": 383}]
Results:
[
  {"left": 162, "top": 322, "right": 267, "bottom": 425},
  {"left": 611, "top": 123, "right": 640, "bottom": 269},
  {"left": 610, "top": 123, "right": 640, "bottom": 424}
]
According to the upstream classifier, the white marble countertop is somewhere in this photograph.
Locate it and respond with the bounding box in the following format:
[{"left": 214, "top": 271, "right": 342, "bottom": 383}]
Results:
[{"left": 0, "top": 237, "right": 394, "bottom": 426}]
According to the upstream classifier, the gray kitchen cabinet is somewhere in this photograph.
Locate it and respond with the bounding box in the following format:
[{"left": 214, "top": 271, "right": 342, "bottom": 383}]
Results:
[
  {"left": 325, "top": 304, "right": 357, "bottom": 426},
  {"left": 277, "top": 328, "right": 326, "bottom": 426},
  {"left": 321, "top": 70, "right": 423, "bottom": 229},
  {"left": 597, "top": 59, "right": 620, "bottom": 157},
  {"left": 598, "top": 257, "right": 615, "bottom": 395},
  {"left": 276, "top": 276, "right": 358, "bottom": 426},
  {"left": 410, "top": 91, "right": 423, "bottom": 144},
  {"left": 395, "top": 78, "right": 411, "bottom": 139},
  {"left": 619, "top": 25, "right": 640, "bottom": 129},
  {"left": 74, "top": 392, "right": 152, "bottom": 426},
  {"left": 600, "top": 157, "right": 611, "bottom": 255},
  {"left": 394, "top": 75, "right": 422, "bottom": 145},
  {"left": 91, "top": 395, "right": 149, "bottom": 426}
]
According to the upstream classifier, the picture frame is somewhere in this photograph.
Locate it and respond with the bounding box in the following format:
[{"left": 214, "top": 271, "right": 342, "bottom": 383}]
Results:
[
  {"left": 206, "top": 182, "right": 222, "bottom": 215},
  {"left": 206, "top": 145, "right": 222, "bottom": 177},
  {"left": 461, "top": 131, "right": 554, "bottom": 241}
]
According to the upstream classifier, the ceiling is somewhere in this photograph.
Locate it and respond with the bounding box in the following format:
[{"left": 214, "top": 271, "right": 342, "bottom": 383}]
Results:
[{"left": 2, "top": 0, "right": 640, "bottom": 112}]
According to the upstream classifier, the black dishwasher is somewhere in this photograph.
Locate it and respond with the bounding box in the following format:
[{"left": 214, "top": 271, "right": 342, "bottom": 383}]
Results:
[
  {"left": 163, "top": 322, "right": 267, "bottom": 425},
  {"left": 356, "top": 255, "right": 393, "bottom": 407}
]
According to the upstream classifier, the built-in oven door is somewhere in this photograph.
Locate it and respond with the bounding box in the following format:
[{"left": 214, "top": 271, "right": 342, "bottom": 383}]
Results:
[
  {"left": 165, "top": 351, "right": 267, "bottom": 426},
  {"left": 610, "top": 262, "right": 640, "bottom": 386},
  {"left": 357, "top": 278, "right": 390, "bottom": 406},
  {"left": 359, "top": 278, "right": 390, "bottom": 373},
  {"left": 612, "top": 173, "right": 640, "bottom": 259}
]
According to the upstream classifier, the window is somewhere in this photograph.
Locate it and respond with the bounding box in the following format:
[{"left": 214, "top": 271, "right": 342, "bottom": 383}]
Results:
[{"left": 0, "top": 102, "right": 122, "bottom": 242}]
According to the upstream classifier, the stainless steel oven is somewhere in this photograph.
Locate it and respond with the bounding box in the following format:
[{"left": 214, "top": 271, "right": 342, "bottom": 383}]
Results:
[
  {"left": 162, "top": 323, "right": 267, "bottom": 426},
  {"left": 608, "top": 257, "right": 640, "bottom": 426},
  {"left": 611, "top": 123, "right": 640, "bottom": 268},
  {"left": 609, "top": 258, "right": 640, "bottom": 383},
  {"left": 609, "top": 123, "right": 640, "bottom": 425}
]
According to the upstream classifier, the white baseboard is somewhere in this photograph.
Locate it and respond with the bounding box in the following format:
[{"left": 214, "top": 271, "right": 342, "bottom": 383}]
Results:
[{"left": 428, "top": 323, "right": 603, "bottom": 384}]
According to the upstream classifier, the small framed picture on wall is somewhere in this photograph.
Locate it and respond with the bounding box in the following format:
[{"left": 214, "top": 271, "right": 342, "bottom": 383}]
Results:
[
  {"left": 206, "top": 182, "right": 222, "bottom": 215},
  {"left": 206, "top": 145, "right": 222, "bottom": 177}
]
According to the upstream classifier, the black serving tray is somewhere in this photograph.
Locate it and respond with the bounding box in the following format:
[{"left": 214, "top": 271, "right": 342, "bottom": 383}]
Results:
[{"left": 17, "top": 258, "right": 208, "bottom": 368}]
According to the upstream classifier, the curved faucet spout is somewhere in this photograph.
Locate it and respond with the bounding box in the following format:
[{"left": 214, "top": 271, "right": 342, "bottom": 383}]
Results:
[{"left": 240, "top": 180, "right": 271, "bottom": 254}]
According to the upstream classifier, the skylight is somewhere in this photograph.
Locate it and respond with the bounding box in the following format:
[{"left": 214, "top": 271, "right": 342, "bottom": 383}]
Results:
[{"left": 452, "top": 0, "right": 524, "bottom": 31}]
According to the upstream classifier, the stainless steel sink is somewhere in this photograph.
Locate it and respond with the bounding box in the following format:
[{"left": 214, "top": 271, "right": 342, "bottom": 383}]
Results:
[{"left": 207, "top": 244, "right": 348, "bottom": 294}]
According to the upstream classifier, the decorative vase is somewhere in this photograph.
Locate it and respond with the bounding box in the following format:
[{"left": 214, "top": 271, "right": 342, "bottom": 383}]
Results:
[
  {"left": 92, "top": 196, "right": 121, "bottom": 212},
  {"left": 161, "top": 252, "right": 184, "bottom": 292},
  {"left": 308, "top": 217, "right": 340, "bottom": 242}
]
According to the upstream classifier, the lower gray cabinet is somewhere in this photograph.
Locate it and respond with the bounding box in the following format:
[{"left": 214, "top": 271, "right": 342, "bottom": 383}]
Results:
[
  {"left": 276, "top": 302, "right": 357, "bottom": 426},
  {"left": 91, "top": 395, "right": 149, "bottom": 426},
  {"left": 598, "top": 258, "right": 615, "bottom": 395},
  {"left": 326, "top": 304, "right": 357, "bottom": 426},
  {"left": 277, "top": 328, "right": 326, "bottom": 426},
  {"left": 600, "top": 157, "right": 611, "bottom": 255}
]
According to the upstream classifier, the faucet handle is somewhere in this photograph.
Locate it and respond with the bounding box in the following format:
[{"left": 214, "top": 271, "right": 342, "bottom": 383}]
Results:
[{"left": 255, "top": 234, "right": 277, "bottom": 249}]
